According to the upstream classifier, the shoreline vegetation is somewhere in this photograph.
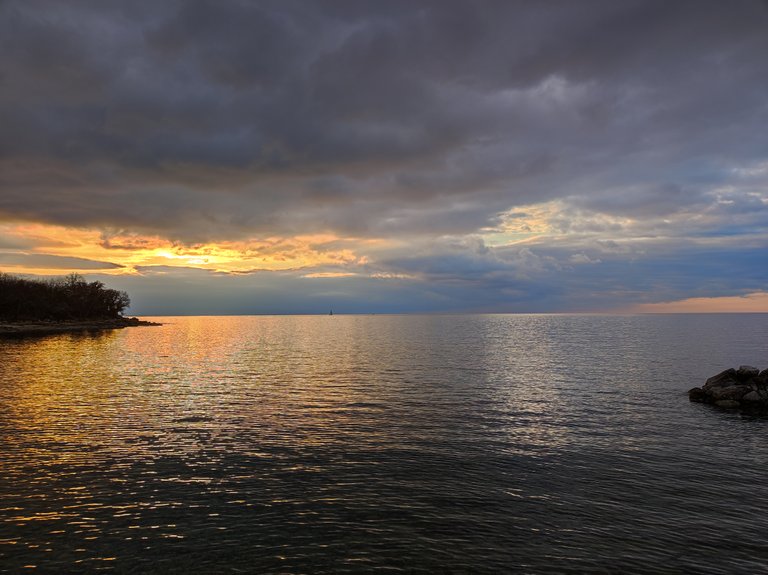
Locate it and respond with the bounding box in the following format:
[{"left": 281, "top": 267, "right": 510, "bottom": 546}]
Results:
[
  {"left": 0, "top": 272, "right": 160, "bottom": 337},
  {"left": 0, "top": 316, "right": 160, "bottom": 337}
]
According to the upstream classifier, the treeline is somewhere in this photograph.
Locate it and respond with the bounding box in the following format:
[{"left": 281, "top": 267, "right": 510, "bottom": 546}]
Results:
[{"left": 0, "top": 273, "right": 130, "bottom": 321}]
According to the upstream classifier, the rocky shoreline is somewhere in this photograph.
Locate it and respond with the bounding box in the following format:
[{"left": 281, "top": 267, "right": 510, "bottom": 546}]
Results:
[
  {"left": 689, "top": 366, "right": 768, "bottom": 410},
  {"left": 0, "top": 317, "right": 161, "bottom": 337}
]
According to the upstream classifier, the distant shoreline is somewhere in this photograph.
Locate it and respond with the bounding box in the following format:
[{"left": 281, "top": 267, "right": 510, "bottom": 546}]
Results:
[{"left": 0, "top": 317, "right": 161, "bottom": 338}]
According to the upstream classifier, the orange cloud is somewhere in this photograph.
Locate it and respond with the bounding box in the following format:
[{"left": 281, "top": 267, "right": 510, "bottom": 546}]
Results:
[
  {"left": 301, "top": 272, "right": 359, "bottom": 278},
  {"left": 0, "top": 222, "right": 381, "bottom": 276},
  {"left": 629, "top": 292, "right": 768, "bottom": 313}
]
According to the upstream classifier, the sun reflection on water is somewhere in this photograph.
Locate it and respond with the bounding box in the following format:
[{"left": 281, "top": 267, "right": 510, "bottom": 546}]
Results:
[{"left": 2, "top": 315, "right": 768, "bottom": 572}]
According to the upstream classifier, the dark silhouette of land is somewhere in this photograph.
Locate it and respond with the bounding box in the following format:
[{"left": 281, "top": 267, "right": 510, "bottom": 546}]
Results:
[{"left": 0, "top": 273, "right": 158, "bottom": 336}]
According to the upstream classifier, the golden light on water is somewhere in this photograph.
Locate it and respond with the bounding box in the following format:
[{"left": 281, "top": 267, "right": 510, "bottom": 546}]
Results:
[{"left": 2, "top": 314, "right": 768, "bottom": 572}]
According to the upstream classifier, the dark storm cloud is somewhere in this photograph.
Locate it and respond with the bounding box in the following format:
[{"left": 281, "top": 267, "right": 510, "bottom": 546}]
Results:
[
  {"left": 3, "top": 0, "right": 768, "bottom": 311},
  {"left": 2, "top": 0, "right": 768, "bottom": 241},
  {"left": 566, "top": 184, "right": 709, "bottom": 218}
]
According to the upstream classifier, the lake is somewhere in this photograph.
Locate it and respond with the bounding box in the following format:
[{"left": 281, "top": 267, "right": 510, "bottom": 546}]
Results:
[{"left": 2, "top": 314, "right": 768, "bottom": 573}]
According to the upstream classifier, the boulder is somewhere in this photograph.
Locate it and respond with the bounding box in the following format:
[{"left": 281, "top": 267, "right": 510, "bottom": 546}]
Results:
[
  {"left": 709, "top": 385, "right": 752, "bottom": 401},
  {"left": 737, "top": 365, "right": 760, "bottom": 381},
  {"left": 714, "top": 400, "right": 741, "bottom": 409},
  {"left": 742, "top": 391, "right": 762, "bottom": 403},
  {"left": 690, "top": 366, "right": 768, "bottom": 411},
  {"left": 703, "top": 368, "right": 737, "bottom": 390}
]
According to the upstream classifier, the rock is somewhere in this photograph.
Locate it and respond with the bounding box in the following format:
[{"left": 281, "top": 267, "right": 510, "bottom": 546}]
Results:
[
  {"left": 737, "top": 365, "right": 760, "bottom": 381},
  {"left": 714, "top": 399, "right": 741, "bottom": 409},
  {"left": 710, "top": 385, "right": 752, "bottom": 401},
  {"left": 688, "top": 387, "right": 707, "bottom": 402},
  {"left": 0, "top": 317, "right": 160, "bottom": 337},
  {"left": 694, "top": 367, "right": 768, "bottom": 411},
  {"left": 703, "top": 368, "right": 737, "bottom": 390}
]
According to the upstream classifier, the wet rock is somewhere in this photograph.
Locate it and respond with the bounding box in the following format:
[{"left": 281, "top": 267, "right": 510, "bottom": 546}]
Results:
[
  {"left": 689, "top": 366, "right": 768, "bottom": 412},
  {"left": 737, "top": 365, "right": 759, "bottom": 381},
  {"left": 714, "top": 400, "right": 741, "bottom": 409},
  {"left": 710, "top": 385, "right": 752, "bottom": 401},
  {"left": 703, "top": 368, "right": 737, "bottom": 389},
  {"left": 0, "top": 317, "right": 160, "bottom": 337}
]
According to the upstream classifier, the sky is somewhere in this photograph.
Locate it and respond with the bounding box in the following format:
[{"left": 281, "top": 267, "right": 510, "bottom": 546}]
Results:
[{"left": 1, "top": 0, "right": 767, "bottom": 315}]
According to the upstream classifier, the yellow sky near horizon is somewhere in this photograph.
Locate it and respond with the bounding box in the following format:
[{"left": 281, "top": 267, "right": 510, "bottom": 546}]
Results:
[
  {"left": 0, "top": 222, "right": 380, "bottom": 276},
  {"left": 2, "top": 220, "right": 768, "bottom": 313}
]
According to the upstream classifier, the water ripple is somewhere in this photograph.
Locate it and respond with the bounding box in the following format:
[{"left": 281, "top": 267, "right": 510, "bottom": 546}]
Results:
[{"left": 1, "top": 314, "right": 768, "bottom": 572}]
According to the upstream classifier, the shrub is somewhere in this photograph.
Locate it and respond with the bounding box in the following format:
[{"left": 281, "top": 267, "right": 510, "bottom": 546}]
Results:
[{"left": 0, "top": 273, "right": 130, "bottom": 321}]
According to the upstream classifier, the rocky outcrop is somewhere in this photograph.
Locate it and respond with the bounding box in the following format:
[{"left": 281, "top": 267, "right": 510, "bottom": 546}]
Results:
[
  {"left": 0, "top": 317, "right": 160, "bottom": 338},
  {"left": 689, "top": 366, "right": 768, "bottom": 410}
]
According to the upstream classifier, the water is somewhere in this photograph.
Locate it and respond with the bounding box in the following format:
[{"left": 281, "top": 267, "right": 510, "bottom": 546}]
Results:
[{"left": 1, "top": 314, "right": 767, "bottom": 573}]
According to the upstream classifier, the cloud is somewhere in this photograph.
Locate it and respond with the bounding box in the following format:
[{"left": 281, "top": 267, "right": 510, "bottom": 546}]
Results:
[
  {"left": 1, "top": 1, "right": 767, "bottom": 311},
  {"left": 302, "top": 272, "right": 358, "bottom": 278},
  {"left": 569, "top": 253, "right": 602, "bottom": 265},
  {"left": 1, "top": 1, "right": 766, "bottom": 238},
  {"left": 0, "top": 252, "right": 122, "bottom": 270},
  {"left": 628, "top": 292, "right": 768, "bottom": 313}
]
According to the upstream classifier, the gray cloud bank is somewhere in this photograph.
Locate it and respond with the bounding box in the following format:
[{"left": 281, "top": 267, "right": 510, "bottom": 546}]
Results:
[
  {"left": 2, "top": 0, "right": 767, "bottom": 310},
  {"left": 0, "top": 252, "right": 122, "bottom": 270}
]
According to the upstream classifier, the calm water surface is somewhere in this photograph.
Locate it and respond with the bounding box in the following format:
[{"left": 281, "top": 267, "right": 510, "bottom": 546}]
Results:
[{"left": 1, "top": 314, "right": 768, "bottom": 573}]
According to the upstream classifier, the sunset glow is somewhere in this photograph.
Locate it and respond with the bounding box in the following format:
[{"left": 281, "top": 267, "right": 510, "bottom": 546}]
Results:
[
  {"left": 628, "top": 292, "right": 768, "bottom": 314},
  {"left": 5, "top": 4, "right": 768, "bottom": 575},
  {"left": 0, "top": 1, "right": 766, "bottom": 314},
  {"left": 0, "top": 222, "right": 380, "bottom": 276}
]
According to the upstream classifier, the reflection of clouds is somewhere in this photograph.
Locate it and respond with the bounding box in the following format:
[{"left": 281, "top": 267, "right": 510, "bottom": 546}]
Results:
[
  {"left": 0, "top": 331, "right": 122, "bottom": 463},
  {"left": 0, "top": 316, "right": 581, "bottom": 470},
  {"left": 2, "top": 314, "right": 768, "bottom": 572},
  {"left": 0, "top": 314, "right": 762, "bottom": 473},
  {"left": 472, "top": 315, "right": 573, "bottom": 454},
  {"left": 471, "top": 315, "right": 709, "bottom": 454}
]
